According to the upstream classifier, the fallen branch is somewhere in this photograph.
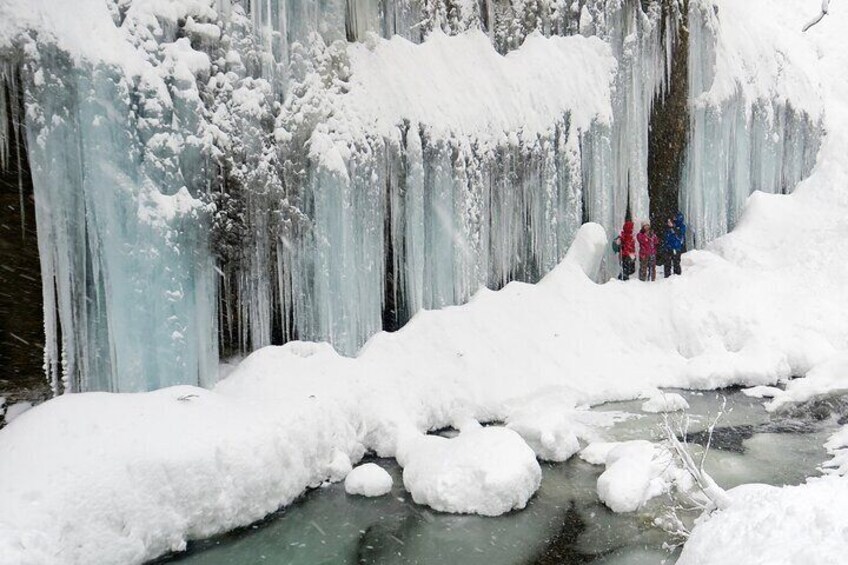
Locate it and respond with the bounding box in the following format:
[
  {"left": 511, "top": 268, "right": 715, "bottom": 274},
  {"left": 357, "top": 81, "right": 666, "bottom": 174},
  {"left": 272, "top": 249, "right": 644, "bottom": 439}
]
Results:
[{"left": 803, "top": 0, "right": 831, "bottom": 32}]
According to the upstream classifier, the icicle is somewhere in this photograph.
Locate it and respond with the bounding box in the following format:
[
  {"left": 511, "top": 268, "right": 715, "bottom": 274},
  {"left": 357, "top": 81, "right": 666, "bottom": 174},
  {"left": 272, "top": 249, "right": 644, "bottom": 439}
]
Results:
[{"left": 0, "top": 64, "right": 8, "bottom": 172}]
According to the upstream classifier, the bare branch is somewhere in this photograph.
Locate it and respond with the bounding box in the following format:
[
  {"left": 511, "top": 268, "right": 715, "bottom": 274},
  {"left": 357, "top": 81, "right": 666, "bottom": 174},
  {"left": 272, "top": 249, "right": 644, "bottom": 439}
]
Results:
[
  {"left": 661, "top": 413, "right": 732, "bottom": 511},
  {"left": 803, "top": 0, "right": 831, "bottom": 32}
]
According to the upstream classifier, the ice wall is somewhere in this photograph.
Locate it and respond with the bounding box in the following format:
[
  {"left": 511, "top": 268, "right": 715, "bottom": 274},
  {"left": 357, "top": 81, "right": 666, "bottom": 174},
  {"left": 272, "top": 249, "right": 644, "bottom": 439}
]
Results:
[
  {"left": 0, "top": 0, "right": 823, "bottom": 392},
  {"left": 220, "top": 0, "right": 681, "bottom": 356},
  {"left": 681, "top": 0, "right": 822, "bottom": 247}
]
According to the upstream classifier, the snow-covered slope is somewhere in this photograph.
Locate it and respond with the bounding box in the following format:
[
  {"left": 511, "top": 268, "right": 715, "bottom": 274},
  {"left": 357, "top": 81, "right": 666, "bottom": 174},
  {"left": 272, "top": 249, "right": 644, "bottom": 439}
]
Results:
[{"left": 678, "top": 1, "right": 848, "bottom": 563}]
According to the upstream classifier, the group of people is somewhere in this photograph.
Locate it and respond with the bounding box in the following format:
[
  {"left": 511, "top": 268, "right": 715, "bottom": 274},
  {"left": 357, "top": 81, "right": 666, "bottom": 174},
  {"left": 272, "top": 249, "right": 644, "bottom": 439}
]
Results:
[{"left": 613, "top": 212, "right": 687, "bottom": 281}]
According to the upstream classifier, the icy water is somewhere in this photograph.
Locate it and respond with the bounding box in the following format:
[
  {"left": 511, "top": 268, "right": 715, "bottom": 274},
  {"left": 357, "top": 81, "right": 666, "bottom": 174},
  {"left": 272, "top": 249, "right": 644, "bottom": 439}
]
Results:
[{"left": 158, "top": 389, "right": 837, "bottom": 565}]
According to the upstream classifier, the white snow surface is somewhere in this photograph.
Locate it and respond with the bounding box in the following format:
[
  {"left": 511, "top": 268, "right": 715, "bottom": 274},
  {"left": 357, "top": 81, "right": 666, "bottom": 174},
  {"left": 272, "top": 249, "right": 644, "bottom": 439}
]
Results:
[
  {"left": 583, "top": 440, "right": 690, "bottom": 513},
  {"left": 676, "top": 2, "right": 848, "bottom": 564},
  {"left": 695, "top": 0, "right": 824, "bottom": 119},
  {"left": 678, "top": 480, "right": 848, "bottom": 565},
  {"left": 2, "top": 401, "right": 32, "bottom": 423},
  {"left": 399, "top": 426, "right": 541, "bottom": 516},
  {"left": 641, "top": 392, "right": 690, "bottom": 413},
  {"left": 345, "top": 30, "right": 615, "bottom": 140},
  {"left": 344, "top": 463, "right": 393, "bottom": 497},
  {"left": 764, "top": 352, "right": 848, "bottom": 412},
  {"left": 1, "top": 1, "right": 848, "bottom": 564}
]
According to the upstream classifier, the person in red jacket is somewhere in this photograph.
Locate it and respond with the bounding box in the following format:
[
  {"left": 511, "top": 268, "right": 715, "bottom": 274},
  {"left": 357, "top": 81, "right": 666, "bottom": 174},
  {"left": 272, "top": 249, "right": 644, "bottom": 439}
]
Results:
[
  {"left": 614, "top": 220, "right": 637, "bottom": 280},
  {"left": 636, "top": 221, "right": 659, "bottom": 281}
]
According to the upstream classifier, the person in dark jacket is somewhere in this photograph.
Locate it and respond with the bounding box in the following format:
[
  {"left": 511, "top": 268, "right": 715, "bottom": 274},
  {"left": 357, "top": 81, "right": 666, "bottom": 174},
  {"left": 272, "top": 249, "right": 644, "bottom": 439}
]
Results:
[
  {"left": 663, "top": 212, "right": 686, "bottom": 277},
  {"left": 614, "top": 220, "right": 637, "bottom": 280},
  {"left": 636, "top": 222, "right": 659, "bottom": 281}
]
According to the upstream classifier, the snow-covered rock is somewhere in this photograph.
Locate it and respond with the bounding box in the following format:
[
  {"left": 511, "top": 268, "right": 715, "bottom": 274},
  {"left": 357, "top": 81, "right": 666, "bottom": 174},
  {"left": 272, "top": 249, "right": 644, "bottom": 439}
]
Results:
[
  {"left": 400, "top": 427, "right": 541, "bottom": 516},
  {"left": 344, "top": 463, "right": 393, "bottom": 497},
  {"left": 583, "top": 440, "right": 685, "bottom": 513},
  {"left": 641, "top": 392, "right": 690, "bottom": 413}
]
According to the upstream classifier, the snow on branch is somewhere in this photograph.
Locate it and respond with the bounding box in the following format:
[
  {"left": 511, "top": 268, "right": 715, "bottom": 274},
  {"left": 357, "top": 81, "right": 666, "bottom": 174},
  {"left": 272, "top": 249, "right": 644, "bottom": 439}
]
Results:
[
  {"left": 803, "top": 0, "right": 831, "bottom": 32},
  {"left": 654, "top": 399, "right": 730, "bottom": 547}
]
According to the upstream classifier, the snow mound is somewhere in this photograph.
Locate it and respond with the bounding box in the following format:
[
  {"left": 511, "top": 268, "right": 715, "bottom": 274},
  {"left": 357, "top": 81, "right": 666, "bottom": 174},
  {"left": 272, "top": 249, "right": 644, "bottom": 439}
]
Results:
[
  {"left": 400, "top": 427, "right": 541, "bottom": 516},
  {"left": 560, "top": 222, "right": 608, "bottom": 282},
  {"left": 506, "top": 412, "right": 581, "bottom": 463},
  {"left": 641, "top": 392, "right": 690, "bottom": 413},
  {"left": 678, "top": 480, "right": 848, "bottom": 565},
  {"left": 344, "top": 463, "right": 393, "bottom": 497},
  {"left": 766, "top": 353, "right": 848, "bottom": 412},
  {"left": 584, "top": 440, "right": 685, "bottom": 513},
  {"left": 503, "top": 391, "right": 599, "bottom": 462}
]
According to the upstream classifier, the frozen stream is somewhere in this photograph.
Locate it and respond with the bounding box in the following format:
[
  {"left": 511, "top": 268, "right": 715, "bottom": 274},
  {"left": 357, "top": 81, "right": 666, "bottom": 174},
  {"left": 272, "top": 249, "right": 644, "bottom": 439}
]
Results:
[{"left": 157, "top": 389, "right": 836, "bottom": 565}]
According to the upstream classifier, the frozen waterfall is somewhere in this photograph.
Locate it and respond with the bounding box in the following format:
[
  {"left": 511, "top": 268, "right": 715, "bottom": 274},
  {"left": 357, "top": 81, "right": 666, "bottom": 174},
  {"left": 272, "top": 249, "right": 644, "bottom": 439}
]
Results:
[{"left": 0, "top": 0, "right": 822, "bottom": 392}]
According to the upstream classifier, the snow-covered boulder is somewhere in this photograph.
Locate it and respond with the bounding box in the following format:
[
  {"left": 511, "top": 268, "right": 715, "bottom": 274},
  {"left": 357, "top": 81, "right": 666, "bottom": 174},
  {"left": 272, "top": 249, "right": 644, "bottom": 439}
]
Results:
[
  {"left": 582, "top": 440, "right": 684, "bottom": 513},
  {"left": 400, "top": 427, "right": 541, "bottom": 516},
  {"left": 641, "top": 392, "right": 689, "bottom": 413},
  {"left": 344, "top": 463, "right": 393, "bottom": 497}
]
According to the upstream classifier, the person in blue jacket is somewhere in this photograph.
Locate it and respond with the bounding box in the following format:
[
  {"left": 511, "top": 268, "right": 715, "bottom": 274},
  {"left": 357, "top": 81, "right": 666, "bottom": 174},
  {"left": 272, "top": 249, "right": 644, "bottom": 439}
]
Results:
[{"left": 663, "top": 212, "right": 686, "bottom": 277}]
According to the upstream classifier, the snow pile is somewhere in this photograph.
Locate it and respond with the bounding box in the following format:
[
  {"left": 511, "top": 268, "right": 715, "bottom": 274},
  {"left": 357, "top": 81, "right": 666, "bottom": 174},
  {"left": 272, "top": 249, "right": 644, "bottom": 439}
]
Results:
[
  {"left": 502, "top": 384, "right": 622, "bottom": 462},
  {"left": 561, "top": 222, "right": 609, "bottom": 281},
  {"left": 399, "top": 426, "right": 541, "bottom": 516},
  {"left": 678, "top": 480, "right": 848, "bottom": 565},
  {"left": 764, "top": 353, "right": 848, "bottom": 412},
  {"left": 0, "top": 385, "right": 363, "bottom": 564},
  {"left": 344, "top": 463, "right": 393, "bottom": 497},
  {"left": 505, "top": 406, "right": 582, "bottom": 463},
  {"left": 581, "top": 441, "right": 689, "bottom": 513},
  {"left": 641, "top": 392, "right": 690, "bottom": 413}
]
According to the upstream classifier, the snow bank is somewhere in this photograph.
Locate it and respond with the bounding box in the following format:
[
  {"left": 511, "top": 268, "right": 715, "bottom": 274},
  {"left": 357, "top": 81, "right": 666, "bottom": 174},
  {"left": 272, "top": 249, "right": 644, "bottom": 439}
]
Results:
[
  {"left": 399, "top": 427, "right": 541, "bottom": 516},
  {"left": 679, "top": 1, "right": 848, "bottom": 560},
  {"left": 765, "top": 353, "right": 848, "bottom": 412},
  {"left": 344, "top": 463, "right": 393, "bottom": 497},
  {"left": 678, "top": 480, "right": 848, "bottom": 565},
  {"left": 0, "top": 385, "right": 363, "bottom": 564}
]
